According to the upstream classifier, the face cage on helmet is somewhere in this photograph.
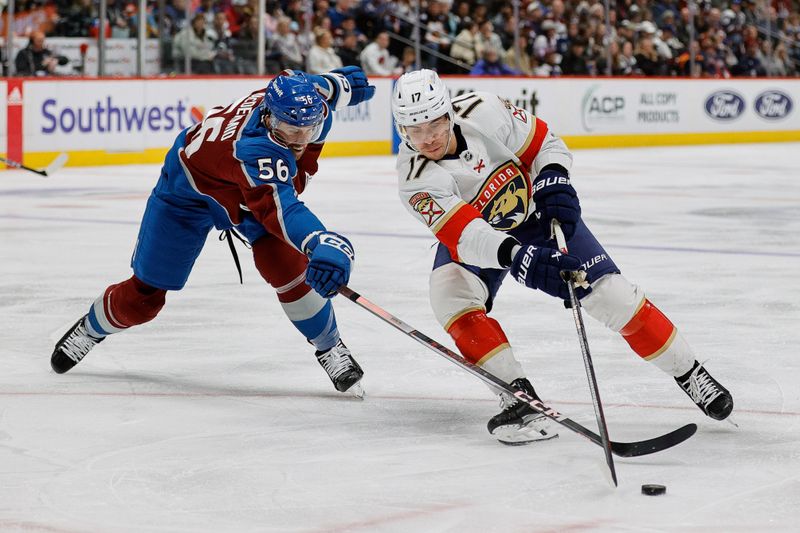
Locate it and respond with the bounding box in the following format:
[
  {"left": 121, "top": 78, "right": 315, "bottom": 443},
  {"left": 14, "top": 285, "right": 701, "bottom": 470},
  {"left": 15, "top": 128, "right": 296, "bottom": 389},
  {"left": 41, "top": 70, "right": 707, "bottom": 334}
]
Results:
[{"left": 266, "top": 111, "right": 324, "bottom": 147}]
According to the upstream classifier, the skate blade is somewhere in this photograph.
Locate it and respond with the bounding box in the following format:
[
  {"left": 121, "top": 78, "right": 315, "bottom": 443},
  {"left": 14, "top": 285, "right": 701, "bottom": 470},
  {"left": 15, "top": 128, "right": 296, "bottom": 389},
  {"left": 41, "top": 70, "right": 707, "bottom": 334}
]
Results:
[
  {"left": 345, "top": 382, "right": 365, "bottom": 400},
  {"left": 492, "top": 424, "right": 559, "bottom": 446}
]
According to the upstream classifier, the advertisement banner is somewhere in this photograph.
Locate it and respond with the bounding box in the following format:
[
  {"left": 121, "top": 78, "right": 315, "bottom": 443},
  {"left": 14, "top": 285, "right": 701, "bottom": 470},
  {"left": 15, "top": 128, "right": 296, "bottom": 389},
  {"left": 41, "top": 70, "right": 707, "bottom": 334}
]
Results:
[
  {"left": 441, "top": 77, "right": 800, "bottom": 143},
  {"left": 20, "top": 77, "right": 394, "bottom": 164},
  {"left": 7, "top": 76, "right": 798, "bottom": 168}
]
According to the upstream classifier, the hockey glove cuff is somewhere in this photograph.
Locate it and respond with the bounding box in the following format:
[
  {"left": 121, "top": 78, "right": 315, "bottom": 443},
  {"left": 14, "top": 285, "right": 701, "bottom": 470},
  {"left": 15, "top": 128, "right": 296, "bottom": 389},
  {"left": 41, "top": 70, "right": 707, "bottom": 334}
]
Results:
[
  {"left": 322, "top": 66, "right": 376, "bottom": 110},
  {"left": 532, "top": 166, "right": 580, "bottom": 240}
]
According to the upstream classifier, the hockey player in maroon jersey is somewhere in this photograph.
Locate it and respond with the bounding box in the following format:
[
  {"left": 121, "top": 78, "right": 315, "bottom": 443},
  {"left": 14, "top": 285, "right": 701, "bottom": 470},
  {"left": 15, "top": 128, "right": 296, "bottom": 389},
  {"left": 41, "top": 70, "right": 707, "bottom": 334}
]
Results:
[
  {"left": 51, "top": 67, "right": 375, "bottom": 395},
  {"left": 391, "top": 69, "right": 733, "bottom": 444}
]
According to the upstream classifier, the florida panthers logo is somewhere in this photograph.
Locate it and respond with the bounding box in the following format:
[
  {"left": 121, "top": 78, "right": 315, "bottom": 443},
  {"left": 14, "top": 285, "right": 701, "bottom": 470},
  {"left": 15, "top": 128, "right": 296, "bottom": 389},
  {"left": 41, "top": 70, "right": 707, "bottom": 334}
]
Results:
[{"left": 470, "top": 162, "right": 531, "bottom": 231}]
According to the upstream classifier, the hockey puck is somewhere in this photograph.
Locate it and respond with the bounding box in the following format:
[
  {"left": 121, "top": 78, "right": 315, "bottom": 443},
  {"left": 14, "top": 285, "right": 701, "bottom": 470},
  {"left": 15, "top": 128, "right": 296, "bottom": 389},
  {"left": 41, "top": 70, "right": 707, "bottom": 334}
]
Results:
[{"left": 641, "top": 484, "right": 667, "bottom": 496}]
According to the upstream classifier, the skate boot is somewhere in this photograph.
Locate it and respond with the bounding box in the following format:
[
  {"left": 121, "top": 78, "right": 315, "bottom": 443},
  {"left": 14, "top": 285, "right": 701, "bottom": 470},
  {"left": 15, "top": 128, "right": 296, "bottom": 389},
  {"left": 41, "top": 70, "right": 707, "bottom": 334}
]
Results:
[
  {"left": 487, "top": 378, "right": 558, "bottom": 445},
  {"left": 315, "top": 339, "right": 364, "bottom": 396},
  {"left": 675, "top": 361, "right": 733, "bottom": 421},
  {"left": 51, "top": 316, "right": 105, "bottom": 374}
]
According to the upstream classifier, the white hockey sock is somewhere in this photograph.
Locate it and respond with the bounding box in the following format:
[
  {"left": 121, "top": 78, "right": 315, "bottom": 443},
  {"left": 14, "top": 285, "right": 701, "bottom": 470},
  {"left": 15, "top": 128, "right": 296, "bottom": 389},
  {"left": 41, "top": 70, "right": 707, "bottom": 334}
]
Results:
[{"left": 480, "top": 347, "right": 525, "bottom": 385}]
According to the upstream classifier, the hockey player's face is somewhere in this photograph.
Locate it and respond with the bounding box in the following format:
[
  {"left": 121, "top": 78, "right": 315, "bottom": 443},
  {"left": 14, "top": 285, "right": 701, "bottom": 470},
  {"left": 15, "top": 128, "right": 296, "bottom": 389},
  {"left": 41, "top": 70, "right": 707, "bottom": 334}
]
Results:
[
  {"left": 273, "top": 122, "right": 317, "bottom": 156},
  {"left": 406, "top": 115, "right": 451, "bottom": 159}
]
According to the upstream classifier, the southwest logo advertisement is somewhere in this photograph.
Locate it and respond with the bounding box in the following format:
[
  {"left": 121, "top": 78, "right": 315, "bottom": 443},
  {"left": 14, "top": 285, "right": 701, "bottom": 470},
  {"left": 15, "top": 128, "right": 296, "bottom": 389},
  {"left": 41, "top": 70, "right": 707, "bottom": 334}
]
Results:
[
  {"left": 190, "top": 106, "right": 205, "bottom": 123},
  {"left": 40, "top": 96, "right": 201, "bottom": 134},
  {"left": 470, "top": 161, "right": 531, "bottom": 231},
  {"left": 754, "top": 90, "right": 792, "bottom": 120},
  {"left": 704, "top": 90, "right": 745, "bottom": 120}
]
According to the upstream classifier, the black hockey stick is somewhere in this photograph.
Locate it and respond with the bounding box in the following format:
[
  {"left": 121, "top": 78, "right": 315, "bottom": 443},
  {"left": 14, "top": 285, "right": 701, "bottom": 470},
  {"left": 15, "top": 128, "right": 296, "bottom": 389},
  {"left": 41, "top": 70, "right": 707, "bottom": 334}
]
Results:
[
  {"left": 1, "top": 153, "right": 68, "bottom": 177},
  {"left": 338, "top": 286, "right": 697, "bottom": 458},
  {"left": 552, "top": 220, "right": 617, "bottom": 486}
]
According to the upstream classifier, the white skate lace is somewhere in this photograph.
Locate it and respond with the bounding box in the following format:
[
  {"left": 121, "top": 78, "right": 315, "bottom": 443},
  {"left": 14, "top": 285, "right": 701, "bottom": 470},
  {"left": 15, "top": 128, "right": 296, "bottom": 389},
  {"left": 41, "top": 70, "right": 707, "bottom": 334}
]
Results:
[
  {"left": 60, "top": 324, "right": 101, "bottom": 363},
  {"left": 317, "top": 343, "right": 353, "bottom": 379},
  {"left": 684, "top": 362, "right": 722, "bottom": 408},
  {"left": 498, "top": 393, "right": 516, "bottom": 411}
]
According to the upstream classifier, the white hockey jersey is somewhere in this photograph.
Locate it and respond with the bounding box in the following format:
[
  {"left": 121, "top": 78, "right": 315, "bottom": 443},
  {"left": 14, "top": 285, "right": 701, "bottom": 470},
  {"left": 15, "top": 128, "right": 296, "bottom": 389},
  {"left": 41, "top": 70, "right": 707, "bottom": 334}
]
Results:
[{"left": 397, "top": 91, "right": 574, "bottom": 269}]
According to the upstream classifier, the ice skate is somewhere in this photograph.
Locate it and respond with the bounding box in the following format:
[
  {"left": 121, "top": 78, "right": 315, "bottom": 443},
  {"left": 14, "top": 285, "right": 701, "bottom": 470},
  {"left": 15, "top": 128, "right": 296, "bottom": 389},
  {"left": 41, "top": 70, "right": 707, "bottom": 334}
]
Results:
[
  {"left": 315, "top": 339, "right": 364, "bottom": 397},
  {"left": 675, "top": 361, "right": 733, "bottom": 421},
  {"left": 51, "top": 316, "right": 105, "bottom": 374},
  {"left": 487, "top": 378, "right": 558, "bottom": 445}
]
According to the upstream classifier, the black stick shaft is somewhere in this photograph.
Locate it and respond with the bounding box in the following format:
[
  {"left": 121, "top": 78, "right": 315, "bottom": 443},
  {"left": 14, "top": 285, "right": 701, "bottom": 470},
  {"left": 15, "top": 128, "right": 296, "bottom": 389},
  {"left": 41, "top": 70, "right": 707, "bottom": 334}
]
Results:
[
  {"left": 0, "top": 156, "right": 47, "bottom": 176},
  {"left": 553, "top": 221, "right": 617, "bottom": 486}
]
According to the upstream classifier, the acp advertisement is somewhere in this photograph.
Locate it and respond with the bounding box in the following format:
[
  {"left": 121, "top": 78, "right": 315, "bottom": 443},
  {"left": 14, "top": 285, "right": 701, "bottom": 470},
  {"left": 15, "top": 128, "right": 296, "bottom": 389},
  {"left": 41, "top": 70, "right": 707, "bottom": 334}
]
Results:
[{"left": 440, "top": 77, "right": 800, "bottom": 145}]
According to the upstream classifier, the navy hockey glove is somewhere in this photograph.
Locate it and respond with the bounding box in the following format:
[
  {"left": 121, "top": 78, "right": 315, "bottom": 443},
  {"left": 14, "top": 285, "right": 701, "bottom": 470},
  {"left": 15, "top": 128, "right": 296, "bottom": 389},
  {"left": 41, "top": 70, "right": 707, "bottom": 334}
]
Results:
[
  {"left": 510, "top": 243, "right": 584, "bottom": 300},
  {"left": 532, "top": 167, "right": 580, "bottom": 240},
  {"left": 305, "top": 232, "right": 355, "bottom": 298},
  {"left": 323, "top": 66, "right": 376, "bottom": 109}
]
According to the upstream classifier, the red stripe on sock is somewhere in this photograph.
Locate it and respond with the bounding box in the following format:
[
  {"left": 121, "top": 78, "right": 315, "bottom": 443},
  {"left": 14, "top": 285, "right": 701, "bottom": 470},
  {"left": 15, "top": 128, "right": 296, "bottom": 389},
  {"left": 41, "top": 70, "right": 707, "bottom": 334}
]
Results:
[
  {"left": 447, "top": 310, "right": 509, "bottom": 365},
  {"left": 619, "top": 299, "right": 675, "bottom": 358}
]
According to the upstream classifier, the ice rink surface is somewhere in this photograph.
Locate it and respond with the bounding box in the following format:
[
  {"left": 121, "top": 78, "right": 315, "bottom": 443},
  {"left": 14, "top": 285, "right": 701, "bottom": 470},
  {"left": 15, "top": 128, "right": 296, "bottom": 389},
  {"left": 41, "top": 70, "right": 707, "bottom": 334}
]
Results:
[{"left": 1, "top": 143, "right": 799, "bottom": 532}]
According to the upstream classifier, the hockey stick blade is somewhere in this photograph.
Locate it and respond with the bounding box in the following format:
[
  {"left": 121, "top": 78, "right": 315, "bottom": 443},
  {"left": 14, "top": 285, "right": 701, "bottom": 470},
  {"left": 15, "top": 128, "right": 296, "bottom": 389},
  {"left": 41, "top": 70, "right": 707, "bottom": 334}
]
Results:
[
  {"left": 609, "top": 423, "right": 697, "bottom": 457},
  {"left": 44, "top": 153, "right": 69, "bottom": 176},
  {"left": 339, "top": 286, "right": 697, "bottom": 457}
]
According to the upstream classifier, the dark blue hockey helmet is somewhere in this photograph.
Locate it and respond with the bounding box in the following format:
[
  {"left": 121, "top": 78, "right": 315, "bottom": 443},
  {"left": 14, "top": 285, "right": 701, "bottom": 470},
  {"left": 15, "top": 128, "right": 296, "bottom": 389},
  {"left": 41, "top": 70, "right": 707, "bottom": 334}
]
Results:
[{"left": 263, "top": 72, "right": 326, "bottom": 144}]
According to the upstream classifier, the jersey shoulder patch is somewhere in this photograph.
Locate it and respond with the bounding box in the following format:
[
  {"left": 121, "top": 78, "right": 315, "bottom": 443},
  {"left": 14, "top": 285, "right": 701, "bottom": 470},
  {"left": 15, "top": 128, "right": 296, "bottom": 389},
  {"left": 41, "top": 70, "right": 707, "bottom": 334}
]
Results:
[
  {"left": 408, "top": 191, "right": 446, "bottom": 227},
  {"left": 497, "top": 96, "right": 531, "bottom": 124}
]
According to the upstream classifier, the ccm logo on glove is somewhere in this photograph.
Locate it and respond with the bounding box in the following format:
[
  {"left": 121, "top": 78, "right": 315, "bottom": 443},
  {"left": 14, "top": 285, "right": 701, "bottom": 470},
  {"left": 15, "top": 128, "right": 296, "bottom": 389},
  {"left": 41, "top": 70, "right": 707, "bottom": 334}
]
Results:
[
  {"left": 304, "top": 231, "right": 355, "bottom": 298},
  {"left": 318, "top": 233, "right": 355, "bottom": 261}
]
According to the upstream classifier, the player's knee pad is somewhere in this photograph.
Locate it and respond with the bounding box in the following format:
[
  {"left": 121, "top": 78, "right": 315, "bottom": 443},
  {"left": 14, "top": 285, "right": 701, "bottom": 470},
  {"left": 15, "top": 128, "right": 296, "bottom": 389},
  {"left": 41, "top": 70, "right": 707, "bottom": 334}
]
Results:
[
  {"left": 580, "top": 273, "right": 645, "bottom": 332},
  {"left": 93, "top": 276, "right": 166, "bottom": 332},
  {"left": 429, "top": 263, "right": 489, "bottom": 328}
]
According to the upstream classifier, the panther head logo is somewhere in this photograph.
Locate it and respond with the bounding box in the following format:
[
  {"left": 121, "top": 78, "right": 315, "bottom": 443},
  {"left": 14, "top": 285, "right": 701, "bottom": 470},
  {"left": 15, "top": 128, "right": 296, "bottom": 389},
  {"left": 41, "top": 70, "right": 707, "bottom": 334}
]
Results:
[{"left": 487, "top": 180, "right": 528, "bottom": 230}]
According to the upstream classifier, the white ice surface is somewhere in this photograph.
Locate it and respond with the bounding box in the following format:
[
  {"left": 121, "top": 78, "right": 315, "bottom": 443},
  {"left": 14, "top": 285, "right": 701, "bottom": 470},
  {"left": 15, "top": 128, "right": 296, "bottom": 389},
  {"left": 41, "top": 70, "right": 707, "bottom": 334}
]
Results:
[{"left": 1, "top": 144, "right": 799, "bottom": 532}]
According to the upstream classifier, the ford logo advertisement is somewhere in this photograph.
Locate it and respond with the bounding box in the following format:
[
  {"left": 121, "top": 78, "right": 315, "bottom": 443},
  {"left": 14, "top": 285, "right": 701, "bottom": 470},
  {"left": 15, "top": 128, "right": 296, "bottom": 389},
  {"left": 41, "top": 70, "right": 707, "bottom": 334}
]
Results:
[
  {"left": 754, "top": 90, "right": 793, "bottom": 120},
  {"left": 704, "top": 91, "right": 745, "bottom": 121}
]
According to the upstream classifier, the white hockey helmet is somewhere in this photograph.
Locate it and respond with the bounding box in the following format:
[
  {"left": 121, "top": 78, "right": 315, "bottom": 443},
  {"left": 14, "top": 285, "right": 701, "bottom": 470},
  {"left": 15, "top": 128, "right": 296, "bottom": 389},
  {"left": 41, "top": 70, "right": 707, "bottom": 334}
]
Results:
[{"left": 392, "top": 69, "right": 453, "bottom": 146}]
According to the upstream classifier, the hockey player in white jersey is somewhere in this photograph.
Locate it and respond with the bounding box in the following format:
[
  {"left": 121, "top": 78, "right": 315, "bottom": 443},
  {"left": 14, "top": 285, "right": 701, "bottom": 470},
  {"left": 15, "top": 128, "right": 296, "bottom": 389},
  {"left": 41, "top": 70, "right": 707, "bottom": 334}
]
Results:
[{"left": 391, "top": 69, "right": 733, "bottom": 445}]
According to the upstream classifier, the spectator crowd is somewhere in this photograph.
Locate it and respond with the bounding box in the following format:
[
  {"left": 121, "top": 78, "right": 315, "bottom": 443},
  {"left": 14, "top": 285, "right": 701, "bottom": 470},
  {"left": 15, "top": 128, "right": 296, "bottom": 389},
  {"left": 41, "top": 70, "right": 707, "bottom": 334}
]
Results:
[{"left": 3, "top": 0, "right": 800, "bottom": 77}]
